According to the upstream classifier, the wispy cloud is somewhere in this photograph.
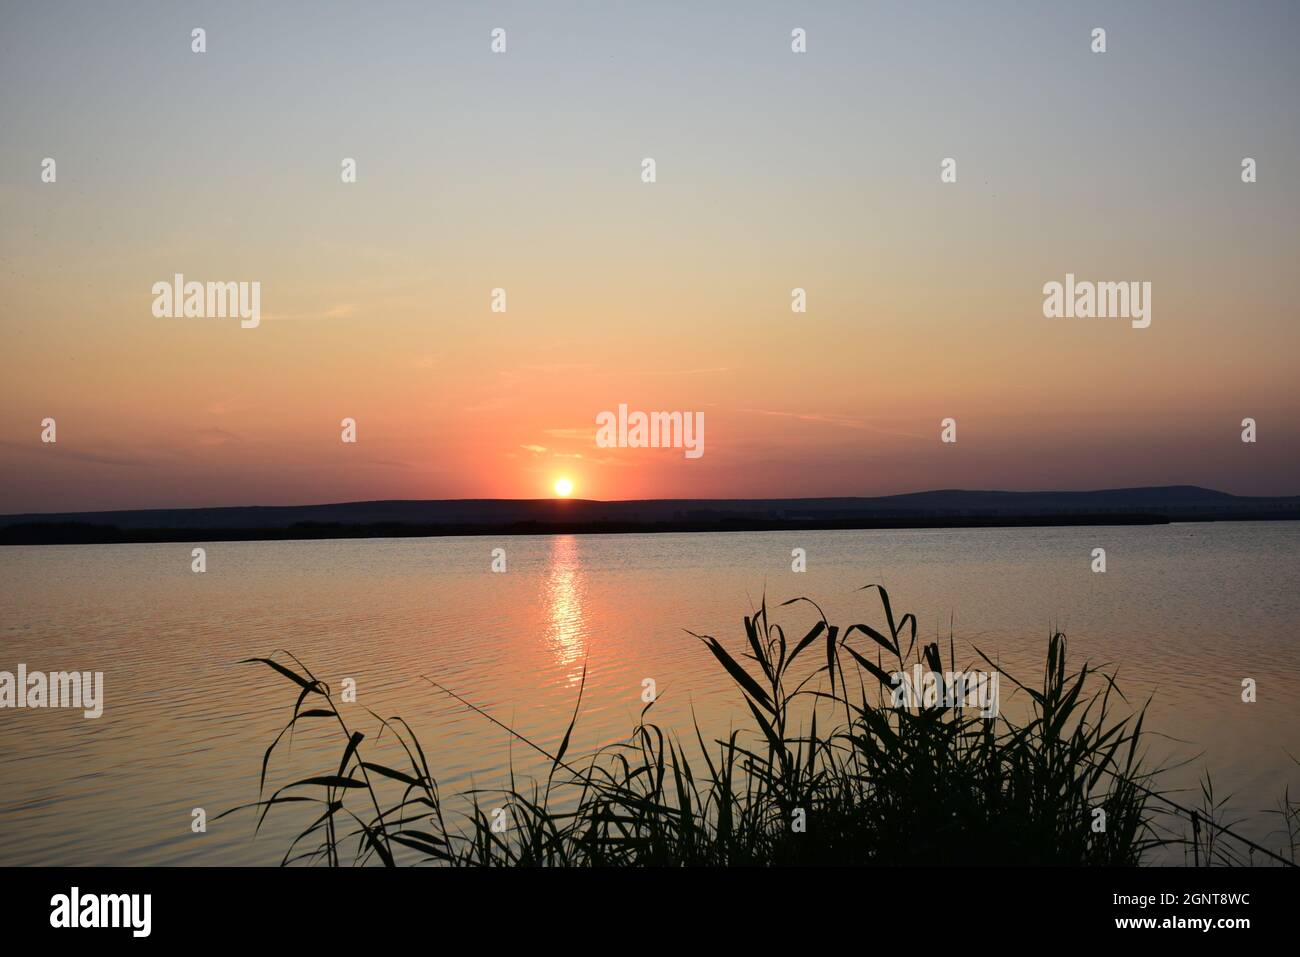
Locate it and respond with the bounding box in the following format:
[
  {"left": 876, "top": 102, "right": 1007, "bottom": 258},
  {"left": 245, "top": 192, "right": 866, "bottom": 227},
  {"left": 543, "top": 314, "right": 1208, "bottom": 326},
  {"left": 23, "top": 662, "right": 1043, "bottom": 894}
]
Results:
[
  {"left": 260, "top": 304, "right": 355, "bottom": 322},
  {"left": 0, "top": 440, "right": 141, "bottom": 467},
  {"left": 739, "top": 408, "right": 925, "bottom": 440},
  {"left": 543, "top": 427, "right": 594, "bottom": 440},
  {"left": 195, "top": 427, "right": 240, "bottom": 447},
  {"left": 205, "top": 398, "right": 256, "bottom": 416}
]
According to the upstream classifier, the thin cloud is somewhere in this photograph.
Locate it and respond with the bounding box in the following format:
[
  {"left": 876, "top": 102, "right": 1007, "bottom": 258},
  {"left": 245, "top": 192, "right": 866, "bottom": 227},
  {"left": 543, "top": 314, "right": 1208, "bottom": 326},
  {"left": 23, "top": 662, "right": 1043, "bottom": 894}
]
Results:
[
  {"left": 260, "top": 304, "right": 355, "bottom": 322},
  {"left": 0, "top": 440, "right": 141, "bottom": 467},
  {"left": 740, "top": 408, "right": 926, "bottom": 440},
  {"left": 195, "top": 427, "right": 240, "bottom": 447}
]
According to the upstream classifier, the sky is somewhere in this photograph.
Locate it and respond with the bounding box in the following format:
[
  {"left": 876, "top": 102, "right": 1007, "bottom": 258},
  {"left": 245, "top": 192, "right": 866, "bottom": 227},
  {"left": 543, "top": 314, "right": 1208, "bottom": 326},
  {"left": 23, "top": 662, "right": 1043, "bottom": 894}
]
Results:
[{"left": 2, "top": 0, "right": 1298, "bottom": 512}]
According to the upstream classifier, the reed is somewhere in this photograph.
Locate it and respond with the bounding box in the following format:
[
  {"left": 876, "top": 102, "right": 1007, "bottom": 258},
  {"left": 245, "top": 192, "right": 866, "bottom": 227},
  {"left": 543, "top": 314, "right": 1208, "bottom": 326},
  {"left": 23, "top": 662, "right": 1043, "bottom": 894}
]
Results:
[{"left": 222, "top": 585, "right": 1170, "bottom": 865}]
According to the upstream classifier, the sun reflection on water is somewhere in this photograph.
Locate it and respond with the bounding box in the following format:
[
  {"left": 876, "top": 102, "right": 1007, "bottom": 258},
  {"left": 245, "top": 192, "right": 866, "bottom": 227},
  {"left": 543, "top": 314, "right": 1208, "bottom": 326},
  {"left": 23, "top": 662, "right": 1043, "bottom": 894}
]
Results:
[{"left": 543, "top": 535, "right": 587, "bottom": 683}]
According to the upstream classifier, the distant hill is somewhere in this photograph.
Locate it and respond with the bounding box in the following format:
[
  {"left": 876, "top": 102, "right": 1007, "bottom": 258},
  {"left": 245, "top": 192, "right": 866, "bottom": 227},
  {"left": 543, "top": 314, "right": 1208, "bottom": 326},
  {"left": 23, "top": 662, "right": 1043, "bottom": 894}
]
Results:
[{"left": 2, "top": 486, "right": 1298, "bottom": 545}]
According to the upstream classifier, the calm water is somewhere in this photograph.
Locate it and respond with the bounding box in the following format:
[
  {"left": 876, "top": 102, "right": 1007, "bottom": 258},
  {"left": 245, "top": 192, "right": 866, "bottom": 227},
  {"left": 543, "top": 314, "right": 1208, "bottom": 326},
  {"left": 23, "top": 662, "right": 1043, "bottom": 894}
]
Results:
[{"left": 2, "top": 523, "right": 1298, "bottom": 865}]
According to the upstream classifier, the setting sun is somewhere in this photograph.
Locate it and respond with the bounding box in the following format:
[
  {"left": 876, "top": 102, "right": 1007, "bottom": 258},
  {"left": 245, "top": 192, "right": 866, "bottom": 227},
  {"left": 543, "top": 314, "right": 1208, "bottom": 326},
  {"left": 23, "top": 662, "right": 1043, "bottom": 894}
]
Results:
[{"left": 553, "top": 478, "right": 574, "bottom": 497}]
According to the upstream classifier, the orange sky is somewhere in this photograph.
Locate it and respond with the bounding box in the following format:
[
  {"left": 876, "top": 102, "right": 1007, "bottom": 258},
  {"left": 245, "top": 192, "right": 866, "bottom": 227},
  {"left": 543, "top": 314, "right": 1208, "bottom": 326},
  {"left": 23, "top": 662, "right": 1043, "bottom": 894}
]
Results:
[{"left": 2, "top": 2, "right": 1298, "bottom": 511}]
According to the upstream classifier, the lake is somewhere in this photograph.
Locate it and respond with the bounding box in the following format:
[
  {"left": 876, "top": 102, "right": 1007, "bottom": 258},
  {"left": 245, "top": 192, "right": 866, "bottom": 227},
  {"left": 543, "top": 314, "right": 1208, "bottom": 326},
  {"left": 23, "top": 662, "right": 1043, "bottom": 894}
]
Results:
[{"left": 1, "top": 522, "right": 1298, "bottom": 865}]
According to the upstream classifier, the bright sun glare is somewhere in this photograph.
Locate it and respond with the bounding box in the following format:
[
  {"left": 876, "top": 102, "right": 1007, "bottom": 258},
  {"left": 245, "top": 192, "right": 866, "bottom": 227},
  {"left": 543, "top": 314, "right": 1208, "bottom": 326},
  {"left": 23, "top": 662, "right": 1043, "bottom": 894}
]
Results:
[{"left": 554, "top": 478, "right": 574, "bottom": 497}]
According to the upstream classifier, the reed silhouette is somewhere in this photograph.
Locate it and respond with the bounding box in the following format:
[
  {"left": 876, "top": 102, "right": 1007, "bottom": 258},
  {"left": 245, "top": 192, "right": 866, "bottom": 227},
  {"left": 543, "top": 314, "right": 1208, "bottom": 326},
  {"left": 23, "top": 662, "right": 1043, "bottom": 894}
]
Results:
[{"left": 223, "top": 585, "right": 1268, "bottom": 866}]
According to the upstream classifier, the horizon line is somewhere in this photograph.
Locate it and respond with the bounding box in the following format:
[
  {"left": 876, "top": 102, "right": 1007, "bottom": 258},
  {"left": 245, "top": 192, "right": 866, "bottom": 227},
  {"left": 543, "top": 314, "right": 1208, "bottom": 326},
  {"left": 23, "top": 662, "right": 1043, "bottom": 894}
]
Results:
[{"left": 5, "top": 482, "right": 1300, "bottom": 521}]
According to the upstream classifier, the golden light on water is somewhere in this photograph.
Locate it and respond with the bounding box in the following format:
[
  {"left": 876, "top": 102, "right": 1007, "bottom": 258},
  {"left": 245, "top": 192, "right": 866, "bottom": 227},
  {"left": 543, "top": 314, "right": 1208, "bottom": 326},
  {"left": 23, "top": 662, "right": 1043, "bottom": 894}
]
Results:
[{"left": 543, "top": 535, "right": 586, "bottom": 684}]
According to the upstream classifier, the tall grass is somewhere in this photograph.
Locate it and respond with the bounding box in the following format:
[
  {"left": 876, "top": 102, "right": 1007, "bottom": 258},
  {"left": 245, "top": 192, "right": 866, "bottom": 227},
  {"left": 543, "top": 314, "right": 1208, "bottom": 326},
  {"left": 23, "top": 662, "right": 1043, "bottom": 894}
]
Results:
[{"left": 223, "top": 585, "right": 1166, "bottom": 865}]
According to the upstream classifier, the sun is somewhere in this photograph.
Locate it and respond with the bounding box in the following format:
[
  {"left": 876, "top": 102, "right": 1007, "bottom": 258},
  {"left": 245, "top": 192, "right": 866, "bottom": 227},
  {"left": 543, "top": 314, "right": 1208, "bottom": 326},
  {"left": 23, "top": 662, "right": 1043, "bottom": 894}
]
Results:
[{"left": 553, "top": 477, "right": 574, "bottom": 497}]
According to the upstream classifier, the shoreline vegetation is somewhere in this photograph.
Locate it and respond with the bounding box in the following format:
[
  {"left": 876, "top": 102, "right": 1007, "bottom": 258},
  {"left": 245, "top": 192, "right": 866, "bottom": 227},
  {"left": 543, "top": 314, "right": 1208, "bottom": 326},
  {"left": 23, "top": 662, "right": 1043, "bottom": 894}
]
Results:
[
  {"left": 0, "top": 512, "right": 1194, "bottom": 545},
  {"left": 5, "top": 485, "right": 1300, "bottom": 545},
  {"left": 224, "top": 586, "right": 1300, "bottom": 867}
]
